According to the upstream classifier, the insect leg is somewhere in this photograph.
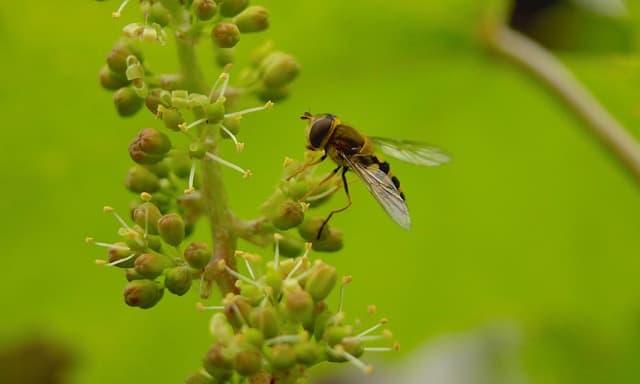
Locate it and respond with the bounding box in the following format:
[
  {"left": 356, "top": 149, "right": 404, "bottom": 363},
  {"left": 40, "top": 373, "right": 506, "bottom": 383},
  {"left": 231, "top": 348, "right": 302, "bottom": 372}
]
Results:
[
  {"left": 317, "top": 167, "right": 352, "bottom": 240},
  {"left": 299, "top": 165, "right": 341, "bottom": 202},
  {"left": 285, "top": 152, "right": 327, "bottom": 181}
]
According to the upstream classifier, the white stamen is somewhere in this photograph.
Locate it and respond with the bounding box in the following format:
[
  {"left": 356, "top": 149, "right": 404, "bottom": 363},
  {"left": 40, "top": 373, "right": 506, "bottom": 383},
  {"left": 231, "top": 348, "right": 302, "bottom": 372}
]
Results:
[
  {"left": 185, "top": 161, "right": 197, "bottom": 194},
  {"left": 205, "top": 152, "right": 251, "bottom": 178},
  {"left": 143, "top": 204, "right": 149, "bottom": 238},
  {"left": 91, "top": 241, "right": 131, "bottom": 251},
  {"left": 285, "top": 257, "right": 306, "bottom": 280},
  {"left": 181, "top": 118, "right": 208, "bottom": 132},
  {"left": 356, "top": 321, "right": 386, "bottom": 338},
  {"left": 305, "top": 185, "right": 340, "bottom": 202},
  {"left": 231, "top": 303, "right": 248, "bottom": 326},
  {"left": 265, "top": 335, "right": 304, "bottom": 346},
  {"left": 217, "top": 73, "right": 230, "bottom": 102},
  {"left": 224, "top": 101, "right": 274, "bottom": 119},
  {"left": 208, "top": 71, "right": 230, "bottom": 101},
  {"left": 244, "top": 258, "right": 256, "bottom": 280},
  {"left": 196, "top": 302, "right": 225, "bottom": 312},
  {"left": 102, "top": 253, "right": 136, "bottom": 267},
  {"left": 104, "top": 206, "right": 132, "bottom": 231},
  {"left": 220, "top": 125, "right": 244, "bottom": 152},
  {"left": 330, "top": 346, "right": 373, "bottom": 375},
  {"left": 345, "top": 335, "right": 387, "bottom": 343},
  {"left": 364, "top": 347, "right": 393, "bottom": 352},
  {"left": 112, "top": 0, "right": 130, "bottom": 18},
  {"left": 224, "top": 265, "right": 263, "bottom": 289},
  {"left": 273, "top": 234, "right": 282, "bottom": 271}
]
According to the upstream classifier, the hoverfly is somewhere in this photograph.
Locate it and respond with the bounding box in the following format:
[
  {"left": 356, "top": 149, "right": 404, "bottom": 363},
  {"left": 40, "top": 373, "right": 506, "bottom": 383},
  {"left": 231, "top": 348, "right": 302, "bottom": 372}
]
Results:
[{"left": 292, "top": 112, "right": 450, "bottom": 237}]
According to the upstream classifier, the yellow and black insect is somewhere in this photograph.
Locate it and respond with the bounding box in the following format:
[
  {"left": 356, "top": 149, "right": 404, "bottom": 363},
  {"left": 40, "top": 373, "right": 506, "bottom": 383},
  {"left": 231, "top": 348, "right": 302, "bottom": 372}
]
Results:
[{"left": 294, "top": 112, "right": 450, "bottom": 237}]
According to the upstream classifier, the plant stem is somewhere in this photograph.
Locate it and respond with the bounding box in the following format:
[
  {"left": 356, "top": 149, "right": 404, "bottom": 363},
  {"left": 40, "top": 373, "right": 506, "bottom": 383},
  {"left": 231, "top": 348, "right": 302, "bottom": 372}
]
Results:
[{"left": 484, "top": 24, "right": 640, "bottom": 184}]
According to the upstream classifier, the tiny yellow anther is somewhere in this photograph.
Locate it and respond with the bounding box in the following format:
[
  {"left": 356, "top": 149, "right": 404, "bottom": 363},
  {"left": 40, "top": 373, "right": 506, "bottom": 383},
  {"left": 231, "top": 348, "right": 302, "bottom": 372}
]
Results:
[
  {"left": 379, "top": 317, "right": 388, "bottom": 324},
  {"left": 95, "top": 259, "right": 107, "bottom": 265},
  {"left": 367, "top": 305, "right": 377, "bottom": 315},
  {"left": 304, "top": 242, "right": 312, "bottom": 251},
  {"left": 196, "top": 302, "right": 206, "bottom": 312},
  {"left": 299, "top": 202, "right": 310, "bottom": 212},
  {"left": 342, "top": 275, "right": 353, "bottom": 285},
  {"left": 112, "top": 12, "right": 121, "bottom": 18},
  {"left": 364, "top": 366, "right": 374, "bottom": 375},
  {"left": 243, "top": 170, "right": 252, "bottom": 178},
  {"left": 140, "top": 192, "right": 152, "bottom": 201},
  {"left": 383, "top": 329, "right": 393, "bottom": 339},
  {"left": 283, "top": 157, "right": 295, "bottom": 168},
  {"left": 235, "top": 142, "right": 245, "bottom": 153},
  {"left": 393, "top": 342, "right": 400, "bottom": 351},
  {"left": 265, "top": 101, "right": 274, "bottom": 109},
  {"left": 184, "top": 187, "right": 196, "bottom": 195},
  {"left": 273, "top": 233, "right": 283, "bottom": 241},
  {"left": 103, "top": 206, "right": 115, "bottom": 213},
  {"left": 85, "top": 237, "right": 95, "bottom": 244},
  {"left": 217, "top": 259, "right": 227, "bottom": 270}
]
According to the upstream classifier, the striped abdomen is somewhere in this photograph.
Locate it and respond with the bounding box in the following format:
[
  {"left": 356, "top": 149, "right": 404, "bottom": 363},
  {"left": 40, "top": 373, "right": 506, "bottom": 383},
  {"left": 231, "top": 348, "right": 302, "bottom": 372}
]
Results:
[{"left": 361, "top": 154, "right": 406, "bottom": 201}]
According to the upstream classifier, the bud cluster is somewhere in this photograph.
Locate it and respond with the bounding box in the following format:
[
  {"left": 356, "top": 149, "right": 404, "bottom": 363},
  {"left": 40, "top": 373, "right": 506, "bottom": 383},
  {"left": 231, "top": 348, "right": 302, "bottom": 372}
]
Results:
[{"left": 188, "top": 242, "right": 398, "bottom": 382}]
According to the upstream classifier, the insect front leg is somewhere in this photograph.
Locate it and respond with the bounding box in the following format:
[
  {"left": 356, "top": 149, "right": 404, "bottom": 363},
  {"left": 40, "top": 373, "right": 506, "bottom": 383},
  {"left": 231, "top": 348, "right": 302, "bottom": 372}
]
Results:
[
  {"left": 285, "top": 151, "right": 327, "bottom": 181},
  {"left": 317, "top": 167, "right": 352, "bottom": 239}
]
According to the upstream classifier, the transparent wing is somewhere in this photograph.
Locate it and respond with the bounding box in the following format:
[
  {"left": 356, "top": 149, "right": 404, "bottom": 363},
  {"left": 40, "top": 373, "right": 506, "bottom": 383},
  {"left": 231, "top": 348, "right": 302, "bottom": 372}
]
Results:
[
  {"left": 341, "top": 154, "right": 411, "bottom": 230},
  {"left": 370, "top": 136, "right": 451, "bottom": 166}
]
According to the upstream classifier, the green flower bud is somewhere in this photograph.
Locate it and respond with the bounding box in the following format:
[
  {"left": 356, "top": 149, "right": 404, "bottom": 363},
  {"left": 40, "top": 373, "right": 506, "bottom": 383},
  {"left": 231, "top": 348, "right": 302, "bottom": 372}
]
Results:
[
  {"left": 264, "top": 268, "right": 283, "bottom": 298},
  {"left": 260, "top": 52, "right": 300, "bottom": 88},
  {"left": 165, "top": 266, "right": 192, "bottom": 296},
  {"left": 304, "top": 262, "right": 337, "bottom": 302},
  {"left": 125, "top": 268, "right": 144, "bottom": 281},
  {"left": 203, "top": 99, "right": 225, "bottom": 124},
  {"left": 99, "top": 65, "right": 129, "bottom": 90},
  {"left": 148, "top": 3, "right": 170, "bottom": 27},
  {"left": 224, "top": 298, "right": 252, "bottom": 329},
  {"left": 249, "top": 306, "right": 279, "bottom": 339},
  {"left": 134, "top": 252, "right": 167, "bottom": 279},
  {"left": 268, "top": 199, "right": 304, "bottom": 230},
  {"left": 161, "top": 108, "right": 184, "bottom": 131},
  {"left": 203, "top": 343, "right": 234, "bottom": 378},
  {"left": 266, "top": 344, "right": 296, "bottom": 370},
  {"left": 233, "top": 6, "right": 269, "bottom": 33},
  {"left": 294, "top": 341, "right": 323, "bottom": 366},
  {"left": 125, "top": 166, "right": 160, "bottom": 194},
  {"left": 108, "top": 242, "right": 135, "bottom": 268},
  {"left": 256, "top": 85, "right": 290, "bottom": 102},
  {"left": 212, "top": 22, "right": 240, "bottom": 48},
  {"left": 324, "top": 325, "right": 352, "bottom": 347},
  {"left": 298, "top": 216, "right": 329, "bottom": 242},
  {"left": 145, "top": 88, "right": 169, "bottom": 114},
  {"left": 193, "top": 0, "right": 217, "bottom": 21},
  {"left": 342, "top": 338, "right": 364, "bottom": 358},
  {"left": 235, "top": 346, "right": 262, "bottom": 376},
  {"left": 146, "top": 234, "right": 163, "bottom": 252},
  {"left": 114, "top": 87, "right": 143, "bottom": 117},
  {"left": 313, "top": 312, "right": 331, "bottom": 340},
  {"left": 241, "top": 327, "right": 264, "bottom": 349},
  {"left": 220, "top": 116, "right": 240, "bottom": 138},
  {"left": 184, "top": 241, "right": 211, "bottom": 269},
  {"left": 188, "top": 141, "right": 207, "bottom": 159},
  {"left": 216, "top": 48, "right": 234, "bottom": 67},
  {"left": 237, "top": 281, "right": 262, "bottom": 306},
  {"left": 184, "top": 372, "right": 213, "bottom": 384},
  {"left": 283, "top": 290, "right": 313, "bottom": 323},
  {"left": 249, "top": 40, "right": 274, "bottom": 68},
  {"left": 107, "top": 42, "right": 136, "bottom": 74},
  {"left": 132, "top": 202, "right": 162, "bottom": 234},
  {"left": 219, "top": 0, "right": 248, "bottom": 17},
  {"left": 275, "top": 235, "right": 305, "bottom": 258},
  {"left": 312, "top": 228, "right": 343, "bottom": 253},
  {"left": 169, "top": 152, "right": 193, "bottom": 178},
  {"left": 123, "top": 279, "right": 164, "bottom": 309},
  {"left": 209, "top": 313, "right": 235, "bottom": 343},
  {"left": 129, "top": 128, "right": 171, "bottom": 165},
  {"left": 158, "top": 213, "right": 185, "bottom": 246}
]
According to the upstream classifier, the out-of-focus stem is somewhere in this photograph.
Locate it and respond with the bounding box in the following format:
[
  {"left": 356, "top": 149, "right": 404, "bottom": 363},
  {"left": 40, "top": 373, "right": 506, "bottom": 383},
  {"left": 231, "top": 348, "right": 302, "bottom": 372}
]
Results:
[{"left": 485, "top": 24, "right": 640, "bottom": 184}]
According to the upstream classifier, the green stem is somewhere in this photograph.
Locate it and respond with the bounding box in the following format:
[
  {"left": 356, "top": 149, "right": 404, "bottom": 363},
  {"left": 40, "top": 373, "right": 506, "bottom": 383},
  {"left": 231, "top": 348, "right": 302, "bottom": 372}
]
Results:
[{"left": 176, "top": 39, "right": 208, "bottom": 94}]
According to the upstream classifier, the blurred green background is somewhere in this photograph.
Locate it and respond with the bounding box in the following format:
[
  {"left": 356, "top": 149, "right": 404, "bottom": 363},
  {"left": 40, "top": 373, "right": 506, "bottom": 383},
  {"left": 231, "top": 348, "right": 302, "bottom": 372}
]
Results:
[{"left": 1, "top": 0, "right": 640, "bottom": 383}]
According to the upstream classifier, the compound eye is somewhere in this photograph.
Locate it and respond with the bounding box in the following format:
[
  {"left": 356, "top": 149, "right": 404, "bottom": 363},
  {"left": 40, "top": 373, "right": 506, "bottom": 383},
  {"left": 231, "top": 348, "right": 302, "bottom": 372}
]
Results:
[{"left": 308, "top": 117, "right": 333, "bottom": 148}]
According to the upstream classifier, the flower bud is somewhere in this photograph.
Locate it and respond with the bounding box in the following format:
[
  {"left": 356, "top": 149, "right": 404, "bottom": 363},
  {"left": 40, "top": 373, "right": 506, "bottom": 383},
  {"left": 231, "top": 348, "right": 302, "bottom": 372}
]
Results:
[
  {"left": 220, "top": 116, "right": 240, "bottom": 138},
  {"left": 235, "top": 346, "right": 262, "bottom": 376},
  {"left": 256, "top": 85, "right": 290, "bottom": 102},
  {"left": 283, "top": 290, "right": 313, "bottom": 323},
  {"left": 212, "top": 22, "right": 241, "bottom": 48},
  {"left": 123, "top": 279, "right": 164, "bottom": 309},
  {"left": 298, "top": 216, "right": 329, "bottom": 242},
  {"left": 260, "top": 52, "right": 300, "bottom": 88},
  {"left": 203, "top": 342, "right": 234, "bottom": 378},
  {"left": 184, "top": 372, "right": 213, "bottom": 384},
  {"left": 264, "top": 268, "right": 283, "bottom": 298},
  {"left": 146, "top": 234, "right": 163, "bottom": 252},
  {"left": 219, "top": 0, "right": 248, "bottom": 17},
  {"left": 165, "top": 266, "right": 192, "bottom": 296},
  {"left": 148, "top": 3, "right": 170, "bottom": 27},
  {"left": 209, "top": 313, "right": 234, "bottom": 343},
  {"left": 162, "top": 108, "right": 184, "bottom": 131},
  {"left": 249, "top": 306, "right": 279, "bottom": 339},
  {"left": 145, "top": 88, "right": 169, "bottom": 114},
  {"left": 224, "top": 298, "right": 251, "bottom": 329},
  {"left": 295, "top": 341, "right": 323, "bottom": 366},
  {"left": 134, "top": 252, "right": 167, "bottom": 279},
  {"left": 158, "top": 213, "right": 185, "bottom": 246},
  {"left": 169, "top": 152, "right": 193, "bottom": 178},
  {"left": 146, "top": 161, "right": 170, "bottom": 178},
  {"left": 99, "top": 65, "right": 129, "bottom": 90},
  {"left": 324, "top": 325, "right": 352, "bottom": 347},
  {"left": 132, "top": 202, "right": 162, "bottom": 234},
  {"left": 184, "top": 241, "right": 211, "bottom": 269},
  {"left": 129, "top": 128, "right": 172, "bottom": 165},
  {"left": 107, "top": 41, "right": 138, "bottom": 74},
  {"left": 312, "top": 228, "right": 343, "bottom": 253},
  {"left": 125, "top": 166, "right": 160, "bottom": 194},
  {"left": 266, "top": 344, "right": 296, "bottom": 371},
  {"left": 193, "top": 0, "right": 218, "bottom": 21},
  {"left": 114, "top": 87, "right": 143, "bottom": 117},
  {"left": 304, "top": 262, "right": 337, "bottom": 302},
  {"left": 125, "top": 268, "right": 144, "bottom": 281},
  {"left": 233, "top": 6, "right": 269, "bottom": 33},
  {"left": 241, "top": 327, "right": 264, "bottom": 349},
  {"left": 342, "top": 338, "right": 364, "bottom": 358},
  {"left": 203, "top": 99, "right": 225, "bottom": 124},
  {"left": 267, "top": 199, "right": 304, "bottom": 230},
  {"left": 237, "top": 281, "right": 262, "bottom": 306},
  {"left": 275, "top": 235, "right": 304, "bottom": 258},
  {"left": 108, "top": 242, "right": 135, "bottom": 267},
  {"left": 216, "top": 48, "right": 234, "bottom": 67}
]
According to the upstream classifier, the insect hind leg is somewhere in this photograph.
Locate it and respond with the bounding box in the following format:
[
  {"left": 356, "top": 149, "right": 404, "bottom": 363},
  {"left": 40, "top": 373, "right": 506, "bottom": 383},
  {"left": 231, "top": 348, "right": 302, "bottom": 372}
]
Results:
[{"left": 317, "top": 167, "right": 352, "bottom": 240}]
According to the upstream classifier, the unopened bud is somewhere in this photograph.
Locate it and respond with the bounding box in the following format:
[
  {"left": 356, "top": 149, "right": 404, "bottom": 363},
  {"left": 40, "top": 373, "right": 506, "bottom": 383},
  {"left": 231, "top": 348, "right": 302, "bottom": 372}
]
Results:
[
  {"left": 107, "top": 41, "right": 141, "bottom": 74},
  {"left": 146, "top": 234, "right": 163, "bottom": 251},
  {"left": 304, "top": 263, "right": 337, "bottom": 302},
  {"left": 108, "top": 242, "right": 135, "bottom": 267},
  {"left": 99, "top": 65, "right": 129, "bottom": 90},
  {"left": 298, "top": 216, "right": 329, "bottom": 242},
  {"left": 123, "top": 279, "right": 164, "bottom": 309},
  {"left": 194, "top": 0, "right": 218, "bottom": 21},
  {"left": 249, "top": 306, "right": 279, "bottom": 339},
  {"left": 169, "top": 152, "right": 193, "bottom": 179},
  {"left": 129, "top": 128, "right": 172, "bottom": 165},
  {"left": 241, "top": 327, "right": 264, "bottom": 349},
  {"left": 216, "top": 48, "right": 234, "bottom": 67},
  {"left": 184, "top": 241, "right": 211, "bottom": 269},
  {"left": 266, "top": 344, "right": 296, "bottom": 370},
  {"left": 125, "top": 268, "right": 144, "bottom": 281},
  {"left": 324, "top": 325, "right": 352, "bottom": 347},
  {"left": 312, "top": 228, "right": 343, "bottom": 253},
  {"left": 283, "top": 290, "right": 313, "bottom": 323},
  {"left": 233, "top": 6, "right": 269, "bottom": 33},
  {"left": 134, "top": 253, "right": 167, "bottom": 279},
  {"left": 132, "top": 202, "right": 162, "bottom": 234},
  {"left": 203, "top": 342, "right": 234, "bottom": 378},
  {"left": 158, "top": 213, "right": 185, "bottom": 246},
  {"left": 184, "top": 372, "right": 213, "bottom": 384},
  {"left": 275, "top": 235, "right": 305, "bottom": 258},
  {"left": 342, "top": 338, "right": 364, "bottom": 358},
  {"left": 165, "top": 266, "right": 192, "bottom": 296},
  {"left": 212, "top": 22, "right": 241, "bottom": 48},
  {"left": 267, "top": 199, "right": 304, "bottom": 230},
  {"left": 219, "top": 0, "right": 248, "bottom": 17},
  {"left": 235, "top": 346, "right": 262, "bottom": 376},
  {"left": 114, "top": 87, "right": 143, "bottom": 117},
  {"left": 162, "top": 108, "right": 184, "bottom": 131},
  {"left": 264, "top": 268, "right": 283, "bottom": 298},
  {"left": 256, "top": 85, "right": 290, "bottom": 102},
  {"left": 125, "top": 166, "right": 160, "bottom": 194},
  {"left": 148, "top": 2, "right": 170, "bottom": 27},
  {"left": 203, "top": 99, "right": 225, "bottom": 124},
  {"left": 145, "top": 88, "right": 169, "bottom": 114},
  {"left": 260, "top": 52, "right": 300, "bottom": 88}
]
